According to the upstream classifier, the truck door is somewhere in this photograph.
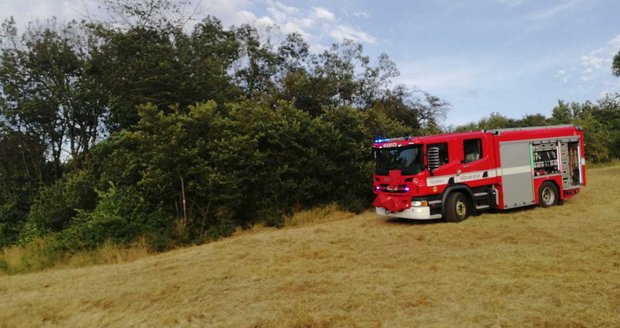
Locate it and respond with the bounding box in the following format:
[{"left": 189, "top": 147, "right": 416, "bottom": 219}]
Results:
[
  {"left": 457, "top": 137, "right": 495, "bottom": 189},
  {"left": 499, "top": 141, "right": 535, "bottom": 209},
  {"left": 562, "top": 139, "right": 583, "bottom": 188}
]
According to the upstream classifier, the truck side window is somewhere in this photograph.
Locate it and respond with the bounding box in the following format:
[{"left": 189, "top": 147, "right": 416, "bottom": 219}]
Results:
[
  {"left": 428, "top": 143, "right": 449, "bottom": 166},
  {"left": 464, "top": 139, "right": 482, "bottom": 163}
]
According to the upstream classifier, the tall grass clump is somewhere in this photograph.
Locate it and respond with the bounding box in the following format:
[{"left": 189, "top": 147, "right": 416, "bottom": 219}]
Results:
[
  {"left": 0, "top": 238, "right": 62, "bottom": 274},
  {"left": 284, "top": 203, "right": 354, "bottom": 226},
  {"left": 0, "top": 237, "right": 151, "bottom": 275}
]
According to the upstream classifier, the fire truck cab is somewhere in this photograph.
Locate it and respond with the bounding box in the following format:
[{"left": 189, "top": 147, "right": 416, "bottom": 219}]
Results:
[{"left": 372, "top": 125, "right": 586, "bottom": 222}]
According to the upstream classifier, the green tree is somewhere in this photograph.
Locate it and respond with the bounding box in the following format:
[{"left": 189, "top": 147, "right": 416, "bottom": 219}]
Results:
[
  {"left": 519, "top": 113, "right": 548, "bottom": 127},
  {"left": 369, "top": 86, "right": 421, "bottom": 131},
  {"left": 0, "top": 18, "right": 107, "bottom": 245},
  {"left": 95, "top": 25, "right": 185, "bottom": 130},
  {"left": 550, "top": 100, "right": 574, "bottom": 124},
  {"left": 368, "top": 85, "right": 449, "bottom": 134},
  {"left": 0, "top": 18, "right": 107, "bottom": 172},
  {"left": 100, "top": 0, "right": 188, "bottom": 31},
  {"left": 0, "top": 127, "right": 46, "bottom": 246},
  {"left": 574, "top": 110, "right": 612, "bottom": 162},
  {"left": 25, "top": 169, "right": 97, "bottom": 235},
  {"left": 277, "top": 39, "right": 404, "bottom": 116},
  {"left": 95, "top": 15, "right": 240, "bottom": 130},
  {"left": 591, "top": 94, "right": 620, "bottom": 159},
  {"left": 455, "top": 112, "right": 517, "bottom": 132},
  {"left": 233, "top": 24, "right": 279, "bottom": 100}
]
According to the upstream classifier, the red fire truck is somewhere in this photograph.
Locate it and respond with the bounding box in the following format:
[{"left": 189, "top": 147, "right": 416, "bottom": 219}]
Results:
[{"left": 372, "top": 125, "right": 586, "bottom": 222}]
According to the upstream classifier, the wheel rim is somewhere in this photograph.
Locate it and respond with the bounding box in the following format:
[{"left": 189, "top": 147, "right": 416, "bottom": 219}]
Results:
[
  {"left": 456, "top": 199, "right": 467, "bottom": 217},
  {"left": 542, "top": 187, "right": 554, "bottom": 205}
]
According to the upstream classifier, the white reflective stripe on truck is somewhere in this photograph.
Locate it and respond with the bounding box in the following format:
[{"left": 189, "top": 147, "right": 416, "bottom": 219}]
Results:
[
  {"left": 500, "top": 165, "right": 531, "bottom": 176},
  {"left": 426, "top": 166, "right": 531, "bottom": 187}
]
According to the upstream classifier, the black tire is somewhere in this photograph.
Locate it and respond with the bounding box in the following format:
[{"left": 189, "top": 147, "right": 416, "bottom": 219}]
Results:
[
  {"left": 539, "top": 181, "right": 559, "bottom": 207},
  {"left": 445, "top": 192, "right": 470, "bottom": 222}
]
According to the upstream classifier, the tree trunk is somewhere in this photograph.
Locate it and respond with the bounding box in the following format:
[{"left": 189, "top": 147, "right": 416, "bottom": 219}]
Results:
[{"left": 180, "top": 174, "right": 187, "bottom": 222}]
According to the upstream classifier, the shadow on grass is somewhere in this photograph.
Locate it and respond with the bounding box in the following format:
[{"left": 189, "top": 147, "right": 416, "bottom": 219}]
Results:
[
  {"left": 482, "top": 203, "right": 564, "bottom": 216},
  {"left": 379, "top": 204, "right": 550, "bottom": 225},
  {"left": 383, "top": 217, "right": 445, "bottom": 225}
]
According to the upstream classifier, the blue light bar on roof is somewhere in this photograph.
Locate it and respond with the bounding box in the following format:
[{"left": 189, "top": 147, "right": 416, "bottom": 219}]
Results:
[{"left": 373, "top": 136, "right": 412, "bottom": 143}]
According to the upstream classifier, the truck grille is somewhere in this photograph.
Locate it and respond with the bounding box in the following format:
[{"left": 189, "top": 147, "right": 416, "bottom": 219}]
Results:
[{"left": 378, "top": 184, "right": 409, "bottom": 193}]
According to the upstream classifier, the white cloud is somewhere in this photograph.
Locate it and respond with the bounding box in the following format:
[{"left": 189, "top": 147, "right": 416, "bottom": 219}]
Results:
[
  {"left": 199, "top": 0, "right": 256, "bottom": 26},
  {"left": 0, "top": 0, "right": 98, "bottom": 27},
  {"left": 312, "top": 7, "right": 335, "bottom": 21},
  {"left": 2, "top": 0, "right": 376, "bottom": 50},
  {"left": 352, "top": 11, "right": 370, "bottom": 18},
  {"left": 556, "top": 33, "right": 620, "bottom": 87},
  {"left": 526, "top": 0, "right": 581, "bottom": 20},
  {"left": 255, "top": 15, "right": 276, "bottom": 27},
  {"left": 266, "top": 1, "right": 298, "bottom": 23},
  {"left": 579, "top": 43, "right": 616, "bottom": 81},
  {"left": 329, "top": 24, "right": 376, "bottom": 44},
  {"left": 234, "top": 10, "right": 258, "bottom": 24},
  {"left": 610, "top": 34, "right": 620, "bottom": 49},
  {"left": 1, "top": 0, "right": 259, "bottom": 31},
  {"left": 581, "top": 48, "right": 606, "bottom": 72},
  {"left": 555, "top": 69, "right": 571, "bottom": 83},
  {"left": 218, "top": 1, "right": 375, "bottom": 49},
  {"left": 271, "top": 1, "right": 299, "bottom": 16},
  {"left": 555, "top": 34, "right": 620, "bottom": 97}
]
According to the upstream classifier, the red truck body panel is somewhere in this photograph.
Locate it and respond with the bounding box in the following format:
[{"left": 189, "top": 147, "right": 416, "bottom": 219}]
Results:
[{"left": 372, "top": 125, "right": 586, "bottom": 220}]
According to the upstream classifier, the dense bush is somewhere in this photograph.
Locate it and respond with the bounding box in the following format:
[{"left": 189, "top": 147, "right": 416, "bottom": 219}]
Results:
[
  {"left": 25, "top": 170, "right": 97, "bottom": 234},
  {"left": 37, "top": 101, "right": 409, "bottom": 250}
]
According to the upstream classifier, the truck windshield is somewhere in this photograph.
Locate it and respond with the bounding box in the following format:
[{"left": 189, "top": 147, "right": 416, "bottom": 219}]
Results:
[{"left": 375, "top": 145, "right": 424, "bottom": 175}]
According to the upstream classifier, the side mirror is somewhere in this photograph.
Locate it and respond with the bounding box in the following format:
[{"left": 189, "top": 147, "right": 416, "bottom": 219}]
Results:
[{"left": 428, "top": 147, "right": 440, "bottom": 172}]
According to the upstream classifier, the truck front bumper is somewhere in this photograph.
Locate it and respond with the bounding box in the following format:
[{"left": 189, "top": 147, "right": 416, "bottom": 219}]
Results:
[{"left": 375, "top": 205, "right": 442, "bottom": 220}]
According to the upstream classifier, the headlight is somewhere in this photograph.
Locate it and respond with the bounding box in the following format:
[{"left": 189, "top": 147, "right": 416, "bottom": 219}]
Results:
[{"left": 411, "top": 200, "right": 428, "bottom": 207}]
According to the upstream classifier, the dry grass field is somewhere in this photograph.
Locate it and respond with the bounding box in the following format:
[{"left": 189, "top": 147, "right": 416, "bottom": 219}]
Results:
[{"left": 1, "top": 166, "right": 619, "bottom": 327}]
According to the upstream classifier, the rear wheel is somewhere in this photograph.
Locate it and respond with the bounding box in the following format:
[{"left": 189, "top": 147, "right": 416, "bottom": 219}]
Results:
[
  {"left": 539, "top": 182, "right": 559, "bottom": 207},
  {"left": 445, "top": 192, "right": 470, "bottom": 222}
]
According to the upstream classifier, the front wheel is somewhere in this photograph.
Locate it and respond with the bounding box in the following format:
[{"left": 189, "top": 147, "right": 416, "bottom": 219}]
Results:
[
  {"left": 538, "top": 181, "right": 559, "bottom": 207},
  {"left": 445, "top": 192, "right": 470, "bottom": 222}
]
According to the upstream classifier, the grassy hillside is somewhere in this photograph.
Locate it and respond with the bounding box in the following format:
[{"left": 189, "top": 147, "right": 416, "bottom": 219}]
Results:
[{"left": 1, "top": 166, "right": 619, "bottom": 327}]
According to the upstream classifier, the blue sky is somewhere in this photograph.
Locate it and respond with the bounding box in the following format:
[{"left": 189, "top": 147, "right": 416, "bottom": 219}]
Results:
[{"left": 2, "top": 0, "right": 619, "bottom": 126}]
